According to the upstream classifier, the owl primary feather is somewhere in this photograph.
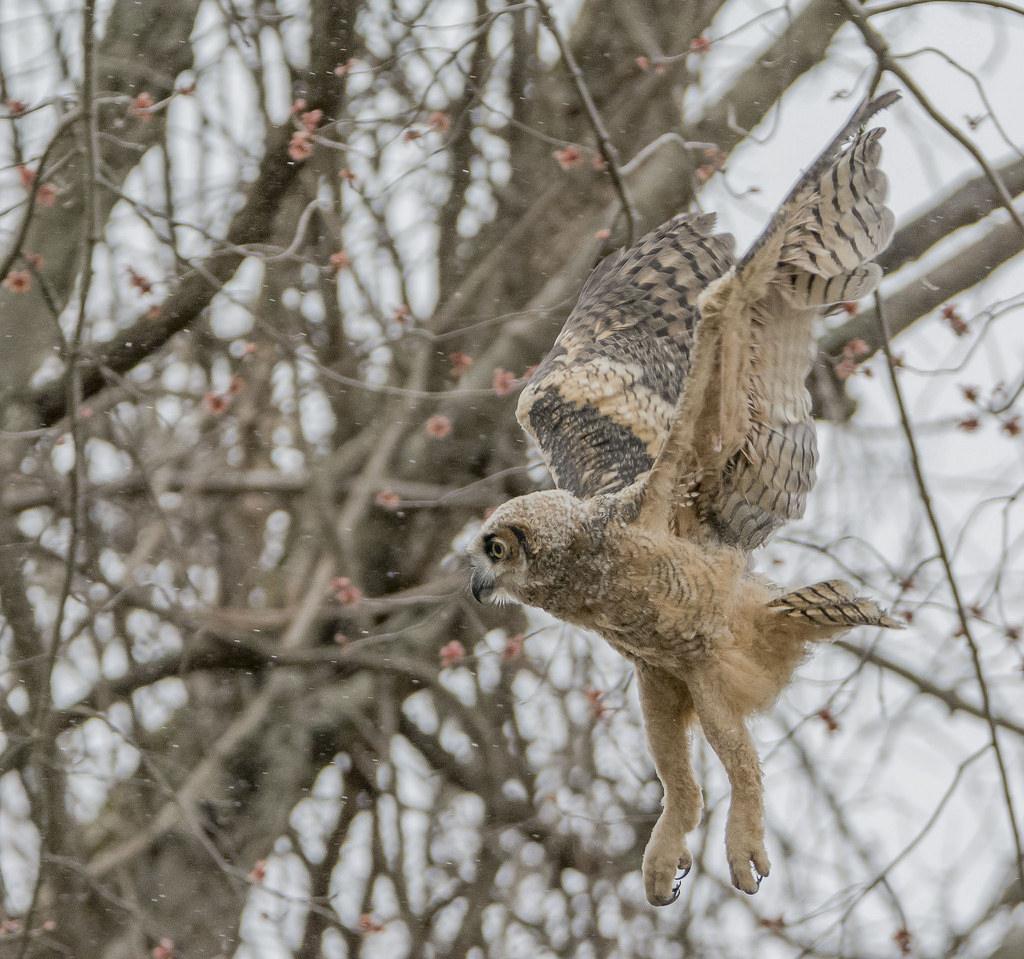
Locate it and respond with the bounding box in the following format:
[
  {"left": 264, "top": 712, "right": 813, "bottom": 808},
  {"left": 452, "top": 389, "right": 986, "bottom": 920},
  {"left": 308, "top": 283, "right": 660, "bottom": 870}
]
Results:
[{"left": 468, "top": 93, "right": 902, "bottom": 904}]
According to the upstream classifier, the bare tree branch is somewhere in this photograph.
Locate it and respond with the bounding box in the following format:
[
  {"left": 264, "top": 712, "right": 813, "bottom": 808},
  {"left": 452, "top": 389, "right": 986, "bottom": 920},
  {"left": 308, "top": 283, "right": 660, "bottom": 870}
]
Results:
[{"left": 877, "top": 291, "right": 1024, "bottom": 892}]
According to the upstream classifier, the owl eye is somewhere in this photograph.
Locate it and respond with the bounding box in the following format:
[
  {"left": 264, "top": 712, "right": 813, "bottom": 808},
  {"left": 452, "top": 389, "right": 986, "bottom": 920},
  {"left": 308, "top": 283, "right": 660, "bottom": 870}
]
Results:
[{"left": 484, "top": 536, "right": 508, "bottom": 562}]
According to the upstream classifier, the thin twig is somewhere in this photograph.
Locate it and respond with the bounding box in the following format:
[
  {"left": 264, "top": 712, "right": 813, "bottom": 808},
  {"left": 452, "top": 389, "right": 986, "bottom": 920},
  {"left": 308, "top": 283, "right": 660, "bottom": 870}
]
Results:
[
  {"left": 841, "top": 0, "right": 1024, "bottom": 238},
  {"left": 892, "top": 45, "right": 1023, "bottom": 161},
  {"left": 865, "top": 0, "right": 1024, "bottom": 14},
  {"left": 796, "top": 745, "right": 990, "bottom": 958},
  {"left": 17, "top": 9, "right": 98, "bottom": 956},
  {"left": 0, "top": 110, "right": 80, "bottom": 287},
  {"left": 875, "top": 290, "right": 1024, "bottom": 892},
  {"left": 534, "top": 0, "right": 639, "bottom": 244},
  {"left": 85, "top": 557, "right": 335, "bottom": 880},
  {"left": 836, "top": 640, "right": 1024, "bottom": 737}
]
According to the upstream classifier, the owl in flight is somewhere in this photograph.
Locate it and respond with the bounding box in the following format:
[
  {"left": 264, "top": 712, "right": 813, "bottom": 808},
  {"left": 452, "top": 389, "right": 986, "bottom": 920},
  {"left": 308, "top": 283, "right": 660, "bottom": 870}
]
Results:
[{"left": 468, "top": 94, "right": 902, "bottom": 904}]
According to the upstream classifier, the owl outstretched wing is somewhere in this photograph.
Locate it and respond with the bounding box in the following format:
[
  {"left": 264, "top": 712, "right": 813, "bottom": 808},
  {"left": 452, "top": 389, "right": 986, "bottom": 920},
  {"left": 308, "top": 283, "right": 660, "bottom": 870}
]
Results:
[
  {"left": 516, "top": 214, "right": 735, "bottom": 498},
  {"left": 639, "top": 92, "right": 898, "bottom": 547},
  {"left": 518, "top": 92, "right": 896, "bottom": 550}
]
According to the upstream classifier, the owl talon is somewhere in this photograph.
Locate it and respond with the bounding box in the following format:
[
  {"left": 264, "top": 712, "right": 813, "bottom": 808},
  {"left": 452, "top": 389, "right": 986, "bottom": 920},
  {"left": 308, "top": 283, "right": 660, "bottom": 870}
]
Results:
[
  {"left": 727, "top": 840, "right": 770, "bottom": 895},
  {"left": 669, "top": 861, "right": 691, "bottom": 902},
  {"left": 643, "top": 837, "right": 694, "bottom": 906}
]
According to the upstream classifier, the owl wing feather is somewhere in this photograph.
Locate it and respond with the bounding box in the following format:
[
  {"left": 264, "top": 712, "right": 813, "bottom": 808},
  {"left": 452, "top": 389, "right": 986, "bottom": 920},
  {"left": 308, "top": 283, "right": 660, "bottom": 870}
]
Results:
[
  {"left": 517, "top": 92, "right": 896, "bottom": 549},
  {"left": 516, "top": 213, "right": 735, "bottom": 498},
  {"left": 641, "top": 92, "right": 898, "bottom": 548}
]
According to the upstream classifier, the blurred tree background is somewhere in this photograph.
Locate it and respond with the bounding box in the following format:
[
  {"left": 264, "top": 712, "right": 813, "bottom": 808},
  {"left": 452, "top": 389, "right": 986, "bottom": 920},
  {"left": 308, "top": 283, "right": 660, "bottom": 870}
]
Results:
[{"left": 0, "top": 1, "right": 1023, "bottom": 957}]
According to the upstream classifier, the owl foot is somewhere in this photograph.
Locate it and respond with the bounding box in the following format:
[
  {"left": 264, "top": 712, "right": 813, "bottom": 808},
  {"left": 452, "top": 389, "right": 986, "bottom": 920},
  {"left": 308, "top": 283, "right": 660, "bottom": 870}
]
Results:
[
  {"left": 642, "top": 836, "right": 693, "bottom": 906},
  {"left": 726, "top": 840, "right": 770, "bottom": 895}
]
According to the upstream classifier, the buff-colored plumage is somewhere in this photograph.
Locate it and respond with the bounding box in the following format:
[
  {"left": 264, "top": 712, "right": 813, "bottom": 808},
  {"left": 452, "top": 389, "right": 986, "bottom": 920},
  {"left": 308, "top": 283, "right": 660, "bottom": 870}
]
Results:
[{"left": 468, "top": 94, "right": 902, "bottom": 904}]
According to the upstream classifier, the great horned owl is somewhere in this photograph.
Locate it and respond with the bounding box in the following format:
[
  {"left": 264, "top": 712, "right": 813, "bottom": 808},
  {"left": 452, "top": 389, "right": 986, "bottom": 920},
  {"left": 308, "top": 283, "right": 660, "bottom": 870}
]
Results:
[{"left": 467, "top": 93, "right": 902, "bottom": 904}]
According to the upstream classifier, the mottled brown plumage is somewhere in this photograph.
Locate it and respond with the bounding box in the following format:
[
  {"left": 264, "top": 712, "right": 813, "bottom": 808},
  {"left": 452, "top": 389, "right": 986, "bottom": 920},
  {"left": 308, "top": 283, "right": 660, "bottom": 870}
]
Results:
[{"left": 468, "top": 94, "right": 902, "bottom": 904}]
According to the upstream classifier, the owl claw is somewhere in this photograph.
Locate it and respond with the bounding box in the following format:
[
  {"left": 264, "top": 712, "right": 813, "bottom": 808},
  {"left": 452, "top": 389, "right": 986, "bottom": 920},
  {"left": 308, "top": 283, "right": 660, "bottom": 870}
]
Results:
[
  {"left": 643, "top": 841, "right": 693, "bottom": 906},
  {"left": 669, "top": 862, "right": 691, "bottom": 900},
  {"left": 728, "top": 845, "right": 770, "bottom": 895}
]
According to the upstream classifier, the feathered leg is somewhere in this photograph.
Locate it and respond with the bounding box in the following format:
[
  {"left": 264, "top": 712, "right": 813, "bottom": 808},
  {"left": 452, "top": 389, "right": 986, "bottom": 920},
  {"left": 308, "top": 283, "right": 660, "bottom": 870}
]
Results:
[
  {"left": 689, "top": 668, "right": 771, "bottom": 894},
  {"left": 636, "top": 663, "right": 703, "bottom": 906}
]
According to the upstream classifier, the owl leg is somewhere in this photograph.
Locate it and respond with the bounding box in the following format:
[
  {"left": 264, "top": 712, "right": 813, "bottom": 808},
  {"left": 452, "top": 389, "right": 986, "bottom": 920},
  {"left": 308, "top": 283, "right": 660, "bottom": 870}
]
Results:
[
  {"left": 689, "top": 677, "right": 770, "bottom": 895},
  {"left": 636, "top": 663, "right": 702, "bottom": 907}
]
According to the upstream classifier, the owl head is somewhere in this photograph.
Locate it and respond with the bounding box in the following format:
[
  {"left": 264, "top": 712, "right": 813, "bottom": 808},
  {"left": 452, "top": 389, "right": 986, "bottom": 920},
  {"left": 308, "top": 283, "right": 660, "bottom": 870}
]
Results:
[{"left": 467, "top": 489, "right": 591, "bottom": 609}]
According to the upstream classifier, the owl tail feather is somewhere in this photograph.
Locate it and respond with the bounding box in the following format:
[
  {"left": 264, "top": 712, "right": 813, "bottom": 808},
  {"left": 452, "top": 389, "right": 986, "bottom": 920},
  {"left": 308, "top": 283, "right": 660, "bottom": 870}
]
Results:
[{"left": 769, "top": 579, "right": 904, "bottom": 634}]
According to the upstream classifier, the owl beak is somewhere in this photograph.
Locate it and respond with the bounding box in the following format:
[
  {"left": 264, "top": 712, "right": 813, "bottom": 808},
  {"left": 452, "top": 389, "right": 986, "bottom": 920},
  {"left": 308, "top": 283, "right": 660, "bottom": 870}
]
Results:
[{"left": 470, "top": 566, "right": 495, "bottom": 604}]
